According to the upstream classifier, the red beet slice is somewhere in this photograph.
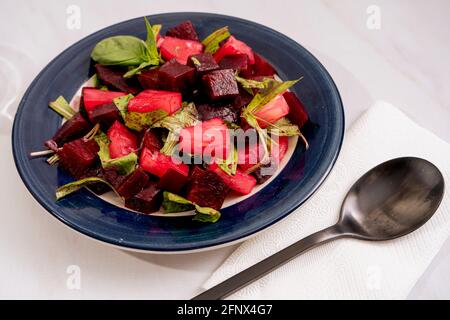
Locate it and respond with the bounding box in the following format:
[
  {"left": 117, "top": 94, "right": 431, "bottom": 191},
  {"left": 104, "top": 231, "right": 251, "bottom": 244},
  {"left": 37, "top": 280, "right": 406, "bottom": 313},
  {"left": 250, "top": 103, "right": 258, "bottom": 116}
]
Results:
[
  {"left": 137, "top": 67, "right": 161, "bottom": 90},
  {"left": 213, "top": 36, "right": 255, "bottom": 64},
  {"left": 186, "top": 170, "right": 229, "bottom": 210},
  {"left": 107, "top": 121, "right": 138, "bottom": 159},
  {"left": 142, "top": 129, "right": 163, "bottom": 152},
  {"left": 283, "top": 92, "right": 309, "bottom": 128},
  {"left": 254, "top": 94, "right": 290, "bottom": 128},
  {"left": 187, "top": 53, "right": 220, "bottom": 76},
  {"left": 58, "top": 138, "right": 99, "bottom": 178},
  {"left": 140, "top": 148, "right": 189, "bottom": 178},
  {"left": 208, "top": 163, "right": 257, "bottom": 195},
  {"left": 94, "top": 64, "right": 140, "bottom": 94},
  {"left": 160, "top": 37, "right": 203, "bottom": 65},
  {"left": 116, "top": 168, "right": 149, "bottom": 199},
  {"left": 88, "top": 103, "right": 120, "bottom": 128},
  {"left": 197, "top": 103, "right": 239, "bottom": 123},
  {"left": 158, "top": 59, "right": 196, "bottom": 93},
  {"left": 125, "top": 181, "right": 163, "bottom": 214},
  {"left": 219, "top": 54, "right": 249, "bottom": 71},
  {"left": 47, "top": 112, "right": 91, "bottom": 148},
  {"left": 157, "top": 168, "right": 189, "bottom": 194},
  {"left": 231, "top": 89, "right": 253, "bottom": 110},
  {"left": 127, "top": 89, "right": 182, "bottom": 115},
  {"left": 82, "top": 88, "right": 126, "bottom": 113},
  {"left": 252, "top": 54, "right": 276, "bottom": 77},
  {"left": 202, "top": 69, "right": 239, "bottom": 101},
  {"left": 165, "top": 20, "right": 200, "bottom": 41}
]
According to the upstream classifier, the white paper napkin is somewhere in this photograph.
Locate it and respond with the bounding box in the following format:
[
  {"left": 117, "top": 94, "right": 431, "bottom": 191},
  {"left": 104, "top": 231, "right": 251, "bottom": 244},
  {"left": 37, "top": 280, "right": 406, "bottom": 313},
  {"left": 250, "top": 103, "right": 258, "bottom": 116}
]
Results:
[{"left": 202, "top": 101, "right": 450, "bottom": 299}]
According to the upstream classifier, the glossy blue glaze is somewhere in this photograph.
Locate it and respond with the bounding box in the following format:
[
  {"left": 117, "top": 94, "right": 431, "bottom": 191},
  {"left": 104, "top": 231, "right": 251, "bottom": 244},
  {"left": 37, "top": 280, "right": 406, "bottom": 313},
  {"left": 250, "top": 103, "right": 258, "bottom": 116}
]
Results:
[{"left": 12, "top": 13, "right": 344, "bottom": 252}]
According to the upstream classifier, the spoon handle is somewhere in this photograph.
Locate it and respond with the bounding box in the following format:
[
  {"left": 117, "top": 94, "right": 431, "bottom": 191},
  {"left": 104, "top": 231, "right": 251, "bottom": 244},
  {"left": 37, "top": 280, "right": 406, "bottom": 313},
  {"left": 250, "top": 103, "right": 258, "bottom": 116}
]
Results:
[{"left": 192, "top": 224, "right": 345, "bottom": 300}]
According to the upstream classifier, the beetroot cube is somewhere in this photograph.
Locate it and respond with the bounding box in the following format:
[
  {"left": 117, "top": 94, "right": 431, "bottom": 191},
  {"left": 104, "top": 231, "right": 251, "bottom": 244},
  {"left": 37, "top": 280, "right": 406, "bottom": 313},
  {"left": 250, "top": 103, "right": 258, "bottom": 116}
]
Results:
[
  {"left": 158, "top": 59, "right": 196, "bottom": 93},
  {"left": 166, "top": 20, "right": 200, "bottom": 41},
  {"left": 208, "top": 163, "right": 257, "bottom": 195},
  {"left": 47, "top": 112, "right": 91, "bottom": 148},
  {"left": 283, "top": 92, "right": 309, "bottom": 128},
  {"left": 187, "top": 53, "right": 220, "bottom": 76},
  {"left": 252, "top": 158, "right": 277, "bottom": 184},
  {"left": 186, "top": 170, "right": 229, "bottom": 210},
  {"left": 202, "top": 69, "right": 239, "bottom": 101},
  {"left": 95, "top": 64, "right": 140, "bottom": 94},
  {"left": 88, "top": 103, "right": 120, "bottom": 129},
  {"left": 137, "top": 67, "right": 161, "bottom": 90},
  {"left": 102, "top": 167, "right": 129, "bottom": 190},
  {"left": 231, "top": 89, "right": 253, "bottom": 110},
  {"left": 142, "top": 129, "right": 163, "bottom": 152},
  {"left": 125, "top": 181, "right": 163, "bottom": 214},
  {"left": 157, "top": 168, "right": 188, "bottom": 194},
  {"left": 116, "top": 168, "right": 149, "bottom": 199},
  {"left": 219, "top": 54, "right": 249, "bottom": 72},
  {"left": 197, "top": 103, "right": 239, "bottom": 123},
  {"left": 58, "top": 138, "right": 99, "bottom": 178}
]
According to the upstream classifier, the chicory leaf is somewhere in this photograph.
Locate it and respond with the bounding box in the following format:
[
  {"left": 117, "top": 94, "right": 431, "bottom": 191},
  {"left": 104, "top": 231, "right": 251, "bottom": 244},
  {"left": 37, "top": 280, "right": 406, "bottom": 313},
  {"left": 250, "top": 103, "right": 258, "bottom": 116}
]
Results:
[
  {"left": 48, "top": 96, "right": 75, "bottom": 120},
  {"left": 162, "top": 192, "right": 221, "bottom": 223},
  {"left": 202, "top": 26, "right": 231, "bottom": 54},
  {"left": 125, "top": 110, "right": 168, "bottom": 131},
  {"left": 113, "top": 94, "right": 134, "bottom": 120},
  {"left": 56, "top": 177, "right": 120, "bottom": 200}
]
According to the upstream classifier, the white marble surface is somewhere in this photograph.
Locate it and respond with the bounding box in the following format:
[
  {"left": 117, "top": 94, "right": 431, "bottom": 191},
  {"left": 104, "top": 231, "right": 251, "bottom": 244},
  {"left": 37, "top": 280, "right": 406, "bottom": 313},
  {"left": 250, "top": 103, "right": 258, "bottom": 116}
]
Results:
[{"left": 0, "top": 0, "right": 449, "bottom": 299}]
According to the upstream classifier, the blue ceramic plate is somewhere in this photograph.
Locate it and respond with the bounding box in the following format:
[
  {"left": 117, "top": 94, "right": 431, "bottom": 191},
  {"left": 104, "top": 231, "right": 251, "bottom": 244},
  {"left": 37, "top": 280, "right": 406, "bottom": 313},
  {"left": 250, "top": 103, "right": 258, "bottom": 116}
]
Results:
[{"left": 12, "top": 13, "right": 344, "bottom": 252}]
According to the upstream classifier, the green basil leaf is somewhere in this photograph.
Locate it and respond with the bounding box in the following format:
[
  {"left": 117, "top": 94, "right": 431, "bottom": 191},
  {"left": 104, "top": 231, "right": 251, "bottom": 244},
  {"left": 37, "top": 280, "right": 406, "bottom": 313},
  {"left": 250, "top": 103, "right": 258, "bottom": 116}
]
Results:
[
  {"left": 123, "top": 61, "right": 154, "bottom": 78},
  {"left": 202, "top": 26, "right": 231, "bottom": 54},
  {"left": 48, "top": 96, "right": 75, "bottom": 120},
  {"left": 235, "top": 75, "right": 276, "bottom": 90},
  {"left": 162, "top": 192, "right": 195, "bottom": 213},
  {"left": 144, "top": 17, "right": 160, "bottom": 63},
  {"left": 113, "top": 94, "right": 134, "bottom": 120},
  {"left": 91, "top": 35, "right": 149, "bottom": 66},
  {"left": 56, "top": 177, "right": 120, "bottom": 200},
  {"left": 94, "top": 131, "right": 137, "bottom": 175},
  {"left": 162, "top": 192, "right": 221, "bottom": 223},
  {"left": 125, "top": 110, "right": 168, "bottom": 131}
]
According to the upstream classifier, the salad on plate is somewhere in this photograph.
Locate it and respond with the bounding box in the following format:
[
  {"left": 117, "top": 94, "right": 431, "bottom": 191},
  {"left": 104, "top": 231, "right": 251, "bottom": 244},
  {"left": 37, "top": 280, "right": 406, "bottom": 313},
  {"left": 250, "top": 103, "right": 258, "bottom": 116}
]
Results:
[{"left": 32, "top": 18, "right": 310, "bottom": 223}]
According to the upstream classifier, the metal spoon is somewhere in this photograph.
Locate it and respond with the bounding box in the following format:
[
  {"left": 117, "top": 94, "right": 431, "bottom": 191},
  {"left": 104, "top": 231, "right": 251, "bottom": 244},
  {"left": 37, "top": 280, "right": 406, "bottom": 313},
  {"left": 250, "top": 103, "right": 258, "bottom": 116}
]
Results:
[{"left": 193, "top": 157, "right": 445, "bottom": 300}]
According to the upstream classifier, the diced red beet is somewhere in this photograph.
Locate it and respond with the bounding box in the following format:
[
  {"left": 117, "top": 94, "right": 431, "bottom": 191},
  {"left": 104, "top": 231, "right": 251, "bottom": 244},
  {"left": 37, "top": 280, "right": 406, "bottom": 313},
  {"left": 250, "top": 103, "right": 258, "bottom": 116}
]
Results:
[
  {"left": 219, "top": 54, "right": 249, "bottom": 71},
  {"left": 189, "top": 165, "right": 206, "bottom": 181},
  {"left": 283, "top": 92, "right": 309, "bottom": 128},
  {"left": 231, "top": 89, "right": 253, "bottom": 110},
  {"left": 77, "top": 164, "right": 111, "bottom": 195},
  {"left": 127, "top": 89, "right": 182, "bottom": 115},
  {"left": 140, "top": 148, "right": 189, "bottom": 178},
  {"left": 94, "top": 64, "right": 140, "bottom": 94},
  {"left": 254, "top": 94, "right": 290, "bottom": 128},
  {"left": 107, "top": 121, "right": 138, "bottom": 159},
  {"left": 187, "top": 53, "right": 220, "bottom": 76},
  {"left": 82, "top": 88, "right": 126, "bottom": 113},
  {"left": 137, "top": 67, "right": 161, "bottom": 90},
  {"left": 202, "top": 69, "right": 239, "bottom": 101},
  {"left": 158, "top": 59, "right": 196, "bottom": 93},
  {"left": 179, "top": 118, "right": 230, "bottom": 160},
  {"left": 237, "top": 141, "right": 265, "bottom": 172},
  {"left": 186, "top": 170, "right": 229, "bottom": 210},
  {"left": 125, "top": 181, "right": 163, "bottom": 214},
  {"left": 159, "top": 37, "right": 203, "bottom": 65},
  {"left": 214, "top": 36, "right": 255, "bottom": 65},
  {"left": 58, "top": 138, "right": 99, "bottom": 178},
  {"left": 102, "top": 167, "right": 129, "bottom": 190},
  {"left": 141, "top": 129, "right": 163, "bottom": 152},
  {"left": 208, "top": 163, "right": 257, "bottom": 195},
  {"left": 197, "top": 103, "right": 239, "bottom": 123},
  {"left": 47, "top": 112, "right": 91, "bottom": 148},
  {"left": 157, "top": 168, "right": 188, "bottom": 194},
  {"left": 88, "top": 103, "right": 120, "bottom": 128},
  {"left": 165, "top": 20, "right": 200, "bottom": 42},
  {"left": 252, "top": 158, "right": 277, "bottom": 184},
  {"left": 116, "top": 168, "right": 149, "bottom": 199},
  {"left": 252, "top": 54, "right": 276, "bottom": 77}
]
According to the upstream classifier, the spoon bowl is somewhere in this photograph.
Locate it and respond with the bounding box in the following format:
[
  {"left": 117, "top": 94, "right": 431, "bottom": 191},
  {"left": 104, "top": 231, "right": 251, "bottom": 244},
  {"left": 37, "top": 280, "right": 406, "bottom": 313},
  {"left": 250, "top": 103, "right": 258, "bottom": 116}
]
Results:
[
  {"left": 193, "top": 157, "right": 445, "bottom": 299},
  {"left": 339, "top": 157, "right": 445, "bottom": 241}
]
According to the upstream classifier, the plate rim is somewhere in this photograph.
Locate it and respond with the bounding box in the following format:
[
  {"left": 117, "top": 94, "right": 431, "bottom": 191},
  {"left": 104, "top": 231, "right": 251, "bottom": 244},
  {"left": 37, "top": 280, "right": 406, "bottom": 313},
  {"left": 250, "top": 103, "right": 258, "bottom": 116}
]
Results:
[{"left": 12, "top": 12, "right": 345, "bottom": 253}]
